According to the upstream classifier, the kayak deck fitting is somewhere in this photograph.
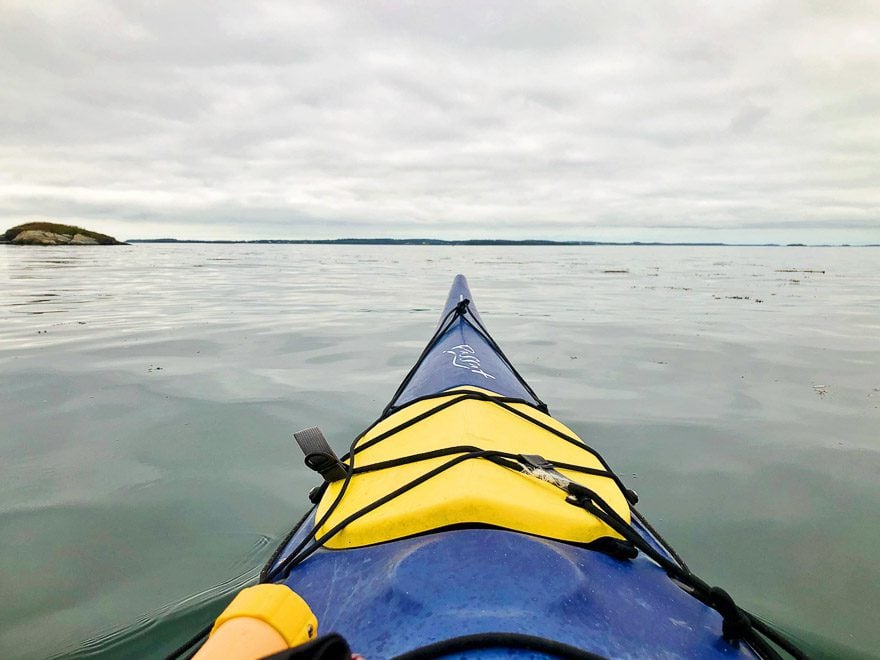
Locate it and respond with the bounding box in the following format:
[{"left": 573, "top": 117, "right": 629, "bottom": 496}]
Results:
[{"left": 173, "top": 275, "right": 803, "bottom": 659}]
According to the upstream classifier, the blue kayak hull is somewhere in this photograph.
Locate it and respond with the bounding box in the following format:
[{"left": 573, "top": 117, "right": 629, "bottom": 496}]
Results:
[
  {"left": 389, "top": 274, "right": 544, "bottom": 411},
  {"left": 267, "top": 276, "right": 764, "bottom": 658},
  {"left": 275, "top": 518, "right": 756, "bottom": 658}
]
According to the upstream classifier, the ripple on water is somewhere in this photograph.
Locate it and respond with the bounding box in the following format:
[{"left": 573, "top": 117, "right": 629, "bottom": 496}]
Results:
[{"left": 0, "top": 245, "right": 878, "bottom": 658}]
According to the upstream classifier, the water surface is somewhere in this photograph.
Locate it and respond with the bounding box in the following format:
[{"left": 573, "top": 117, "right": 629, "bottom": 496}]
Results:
[{"left": 1, "top": 245, "right": 878, "bottom": 658}]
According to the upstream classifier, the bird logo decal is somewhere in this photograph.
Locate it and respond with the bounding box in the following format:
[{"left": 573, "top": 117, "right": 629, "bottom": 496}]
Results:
[{"left": 445, "top": 344, "right": 496, "bottom": 379}]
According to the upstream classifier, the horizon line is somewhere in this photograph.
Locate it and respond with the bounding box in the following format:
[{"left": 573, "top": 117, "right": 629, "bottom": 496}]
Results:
[{"left": 123, "top": 237, "right": 877, "bottom": 247}]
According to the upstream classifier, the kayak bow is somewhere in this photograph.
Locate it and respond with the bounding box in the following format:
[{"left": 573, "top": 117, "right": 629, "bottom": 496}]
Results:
[{"left": 183, "top": 275, "right": 803, "bottom": 659}]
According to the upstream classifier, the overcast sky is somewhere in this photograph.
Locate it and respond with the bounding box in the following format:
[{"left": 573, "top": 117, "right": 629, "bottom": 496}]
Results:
[{"left": 1, "top": 1, "right": 878, "bottom": 243}]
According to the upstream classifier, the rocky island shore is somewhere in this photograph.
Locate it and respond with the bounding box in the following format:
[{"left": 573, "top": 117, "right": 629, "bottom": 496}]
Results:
[{"left": 2, "top": 222, "right": 125, "bottom": 245}]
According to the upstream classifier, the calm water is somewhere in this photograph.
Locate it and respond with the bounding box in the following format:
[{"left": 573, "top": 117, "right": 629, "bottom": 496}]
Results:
[{"left": 1, "top": 245, "right": 878, "bottom": 659}]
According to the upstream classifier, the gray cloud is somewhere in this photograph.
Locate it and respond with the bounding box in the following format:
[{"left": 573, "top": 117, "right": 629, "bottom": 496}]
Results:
[{"left": 1, "top": 0, "right": 879, "bottom": 242}]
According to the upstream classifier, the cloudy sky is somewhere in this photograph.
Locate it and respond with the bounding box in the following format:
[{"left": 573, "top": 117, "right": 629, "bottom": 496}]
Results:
[{"left": 1, "top": 1, "right": 878, "bottom": 243}]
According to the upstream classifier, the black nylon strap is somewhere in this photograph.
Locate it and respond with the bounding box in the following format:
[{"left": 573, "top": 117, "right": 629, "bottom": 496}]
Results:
[{"left": 294, "top": 427, "right": 348, "bottom": 482}]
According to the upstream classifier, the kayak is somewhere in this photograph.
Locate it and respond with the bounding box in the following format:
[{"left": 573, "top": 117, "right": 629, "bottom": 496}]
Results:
[{"left": 175, "top": 275, "right": 801, "bottom": 659}]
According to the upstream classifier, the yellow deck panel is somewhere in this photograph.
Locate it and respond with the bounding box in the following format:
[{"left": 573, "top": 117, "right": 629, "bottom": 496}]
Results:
[{"left": 316, "top": 389, "right": 631, "bottom": 549}]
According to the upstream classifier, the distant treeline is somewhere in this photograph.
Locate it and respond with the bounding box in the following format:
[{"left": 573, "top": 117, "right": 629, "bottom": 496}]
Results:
[
  {"left": 128, "top": 238, "right": 759, "bottom": 246},
  {"left": 125, "top": 238, "right": 877, "bottom": 247}
]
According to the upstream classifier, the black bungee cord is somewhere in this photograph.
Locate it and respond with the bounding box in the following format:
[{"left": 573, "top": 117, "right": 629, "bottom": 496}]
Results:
[
  {"left": 165, "top": 300, "right": 805, "bottom": 659},
  {"left": 167, "top": 390, "right": 805, "bottom": 659},
  {"left": 267, "top": 391, "right": 804, "bottom": 658}
]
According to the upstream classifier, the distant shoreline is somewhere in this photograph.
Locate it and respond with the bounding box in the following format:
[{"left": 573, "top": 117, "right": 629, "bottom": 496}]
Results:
[{"left": 125, "top": 238, "right": 877, "bottom": 247}]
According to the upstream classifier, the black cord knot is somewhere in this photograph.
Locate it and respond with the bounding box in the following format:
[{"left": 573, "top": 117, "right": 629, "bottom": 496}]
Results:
[
  {"left": 566, "top": 482, "right": 593, "bottom": 501},
  {"left": 589, "top": 537, "right": 638, "bottom": 560},
  {"left": 709, "top": 586, "right": 751, "bottom": 641},
  {"left": 455, "top": 298, "right": 471, "bottom": 315}
]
